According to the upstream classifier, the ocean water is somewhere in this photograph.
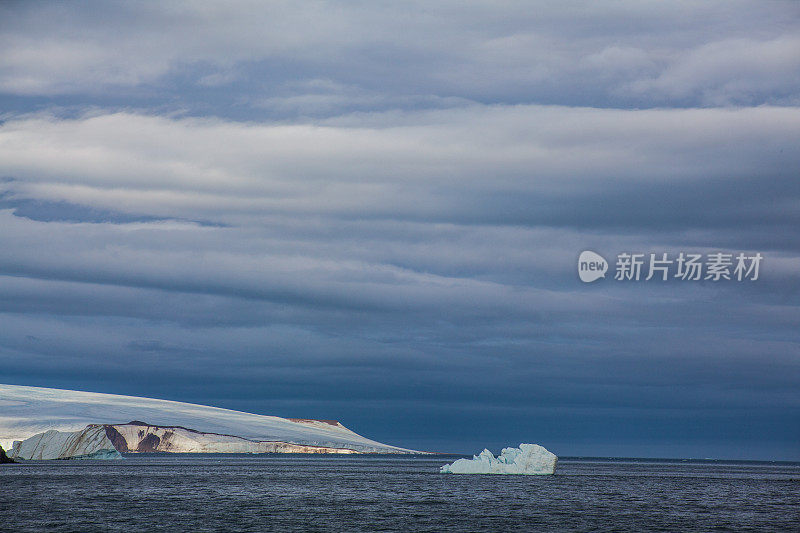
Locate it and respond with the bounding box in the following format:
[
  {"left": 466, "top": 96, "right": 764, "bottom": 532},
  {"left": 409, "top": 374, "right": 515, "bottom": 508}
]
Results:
[{"left": 1, "top": 455, "right": 798, "bottom": 532}]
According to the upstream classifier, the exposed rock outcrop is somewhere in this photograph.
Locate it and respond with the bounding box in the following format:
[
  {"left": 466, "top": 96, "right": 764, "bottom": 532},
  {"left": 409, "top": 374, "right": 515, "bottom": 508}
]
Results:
[
  {"left": 0, "top": 445, "right": 15, "bottom": 463},
  {"left": 11, "top": 426, "right": 122, "bottom": 460}
]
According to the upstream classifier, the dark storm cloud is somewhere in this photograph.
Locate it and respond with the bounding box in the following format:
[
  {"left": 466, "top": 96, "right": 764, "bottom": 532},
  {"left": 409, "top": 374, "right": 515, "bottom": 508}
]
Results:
[{"left": 0, "top": 1, "right": 798, "bottom": 458}]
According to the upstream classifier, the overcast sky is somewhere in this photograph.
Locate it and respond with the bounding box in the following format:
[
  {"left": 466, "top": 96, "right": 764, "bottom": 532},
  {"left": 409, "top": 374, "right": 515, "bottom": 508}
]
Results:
[{"left": 1, "top": 1, "right": 798, "bottom": 459}]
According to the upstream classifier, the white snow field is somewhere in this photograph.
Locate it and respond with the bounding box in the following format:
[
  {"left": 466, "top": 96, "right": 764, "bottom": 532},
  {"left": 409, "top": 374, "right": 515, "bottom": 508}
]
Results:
[
  {"left": 440, "top": 443, "right": 557, "bottom": 474},
  {"left": 0, "top": 384, "right": 417, "bottom": 457}
]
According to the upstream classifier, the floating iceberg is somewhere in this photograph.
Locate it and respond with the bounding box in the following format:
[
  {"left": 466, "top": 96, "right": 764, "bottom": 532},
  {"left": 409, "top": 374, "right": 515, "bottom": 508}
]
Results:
[{"left": 440, "top": 443, "right": 557, "bottom": 475}]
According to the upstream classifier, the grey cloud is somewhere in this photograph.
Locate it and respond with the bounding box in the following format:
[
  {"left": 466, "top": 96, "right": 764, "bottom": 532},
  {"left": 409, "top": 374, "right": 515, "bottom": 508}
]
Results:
[
  {"left": 1, "top": 1, "right": 798, "bottom": 111},
  {"left": 627, "top": 37, "right": 800, "bottom": 105},
  {"left": 0, "top": 106, "right": 797, "bottom": 229},
  {"left": 1, "top": 1, "right": 798, "bottom": 458}
]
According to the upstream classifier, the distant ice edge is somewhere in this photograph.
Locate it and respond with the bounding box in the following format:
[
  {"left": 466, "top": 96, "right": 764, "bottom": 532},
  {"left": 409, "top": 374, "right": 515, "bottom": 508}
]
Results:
[
  {"left": 10, "top": 422, "right": 419, "bottom": 460},
  {"left": 1, "top": 384, "right": 422, "bottom": 458},
  {"left": 440, "top": 444, "right": 557, "bottom": 475}
]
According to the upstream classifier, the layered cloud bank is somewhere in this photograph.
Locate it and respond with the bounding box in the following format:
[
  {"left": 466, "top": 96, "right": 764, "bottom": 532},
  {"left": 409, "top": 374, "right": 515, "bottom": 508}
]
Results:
[
  {"left": 2, "top": 1, "right": 798, "bottom": 108},
  {"left": 0, "top": 1, "right": 798, "bottom": 458},
  {"left": 2, "top": 106, "right": 798, "bottom": 225}
]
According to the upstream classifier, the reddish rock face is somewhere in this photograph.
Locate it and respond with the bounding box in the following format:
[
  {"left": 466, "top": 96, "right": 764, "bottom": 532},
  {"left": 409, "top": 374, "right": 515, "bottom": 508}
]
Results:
[
  {"left": 103, "top": 425, "right": 129, "bottom": 453},
  {"left": 136, "top": 433, "right": 162, "bottom": 452}
]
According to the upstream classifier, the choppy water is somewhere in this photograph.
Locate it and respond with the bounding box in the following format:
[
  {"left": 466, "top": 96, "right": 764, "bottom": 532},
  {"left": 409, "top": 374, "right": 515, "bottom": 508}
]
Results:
[{"left": 1, "top": 455, "right": 798, "bottom": 532}]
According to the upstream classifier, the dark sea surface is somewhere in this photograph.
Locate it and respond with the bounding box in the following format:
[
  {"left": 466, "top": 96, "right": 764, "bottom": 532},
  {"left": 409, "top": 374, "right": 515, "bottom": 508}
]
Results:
[{"left": 1, "top": 454, "right": 798, "bottom": 532}]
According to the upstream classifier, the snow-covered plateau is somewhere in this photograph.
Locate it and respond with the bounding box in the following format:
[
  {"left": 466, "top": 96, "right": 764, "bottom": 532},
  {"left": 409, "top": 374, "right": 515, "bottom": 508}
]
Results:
[
  {"left": 440, "top": 443, "right": 557, "bottom": 474},
  {"left": 0, "top": 384, "right": 418, "bottom": 459}
]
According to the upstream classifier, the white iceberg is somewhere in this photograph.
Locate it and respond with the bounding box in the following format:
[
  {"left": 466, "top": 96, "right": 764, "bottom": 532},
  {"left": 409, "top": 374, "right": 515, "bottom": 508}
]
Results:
[{"left": 440, "top": 443, "right": 557, "bottom": 475}]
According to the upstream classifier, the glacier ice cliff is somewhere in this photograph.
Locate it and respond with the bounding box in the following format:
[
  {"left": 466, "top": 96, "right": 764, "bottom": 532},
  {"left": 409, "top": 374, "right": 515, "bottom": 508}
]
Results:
[
  {"left": 440, "top": 443, "right": 557, "bottom": 475},
  {"left": 11, "top": 422, "right": 368, "bottom": 460},
  {"left": 11, "top": 426, "right": 121, "bottom": 460},
  {"left": 102, "top": 421, "right": 364, "bottom": 454},
  {"left": 0, "top": 384, "right": 419, "bottom": 457}
]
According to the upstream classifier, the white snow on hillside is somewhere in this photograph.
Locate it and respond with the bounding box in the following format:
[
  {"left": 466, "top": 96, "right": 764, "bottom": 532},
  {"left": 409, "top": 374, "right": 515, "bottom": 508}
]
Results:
[{"left": 0, "top": 384, "right": 415, "bottom": 454}]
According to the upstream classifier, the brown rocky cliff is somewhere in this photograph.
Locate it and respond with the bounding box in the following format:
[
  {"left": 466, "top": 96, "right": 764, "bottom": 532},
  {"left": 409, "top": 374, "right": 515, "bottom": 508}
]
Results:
[{"left": 0, "top": 445, "right": 16, "bottom": 463}]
